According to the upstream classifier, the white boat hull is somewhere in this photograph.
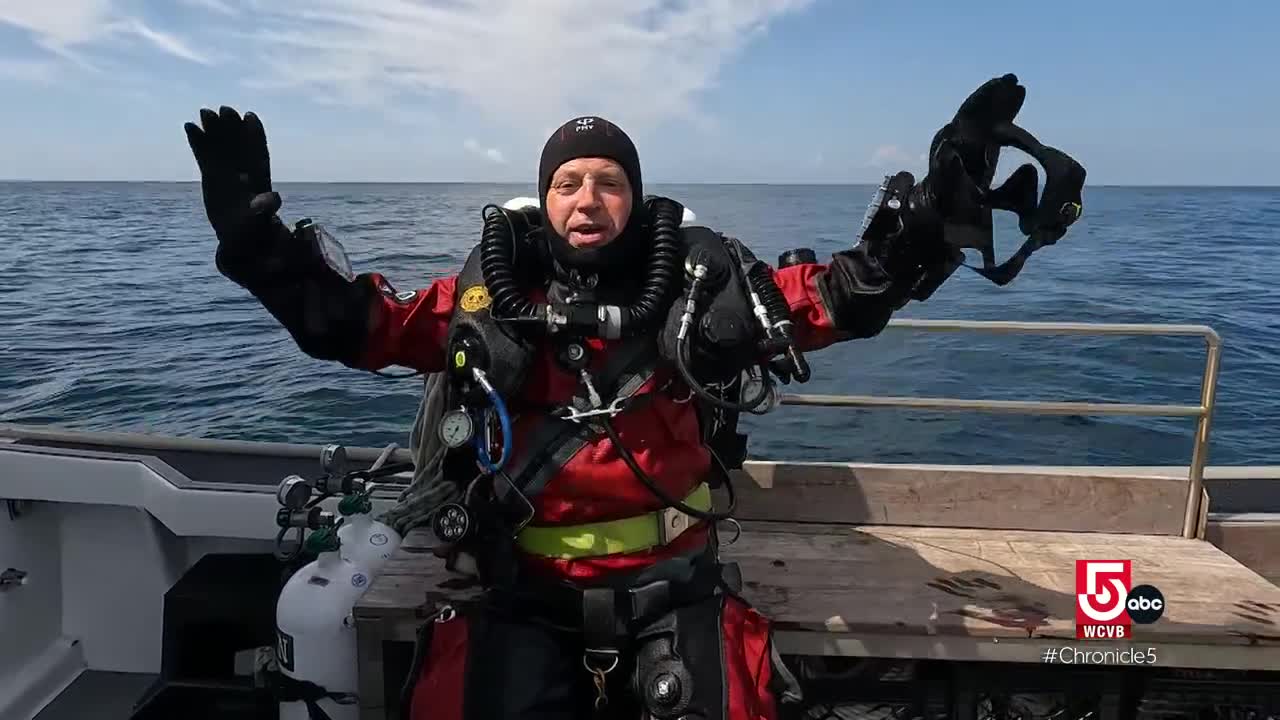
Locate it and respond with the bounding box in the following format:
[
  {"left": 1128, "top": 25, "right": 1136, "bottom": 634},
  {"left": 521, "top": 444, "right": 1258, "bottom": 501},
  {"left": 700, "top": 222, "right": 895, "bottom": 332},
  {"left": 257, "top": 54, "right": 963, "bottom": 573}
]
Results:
[{"left": 0, "top": 426, "right": 405, "bottom": 719}]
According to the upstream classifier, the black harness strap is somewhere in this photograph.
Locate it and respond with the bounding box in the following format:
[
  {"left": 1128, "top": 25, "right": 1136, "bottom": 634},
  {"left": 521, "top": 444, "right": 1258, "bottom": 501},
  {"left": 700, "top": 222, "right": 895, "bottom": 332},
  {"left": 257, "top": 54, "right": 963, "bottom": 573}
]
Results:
[{"left": 493, "top": 335, "right": 661, "bottom": 517}]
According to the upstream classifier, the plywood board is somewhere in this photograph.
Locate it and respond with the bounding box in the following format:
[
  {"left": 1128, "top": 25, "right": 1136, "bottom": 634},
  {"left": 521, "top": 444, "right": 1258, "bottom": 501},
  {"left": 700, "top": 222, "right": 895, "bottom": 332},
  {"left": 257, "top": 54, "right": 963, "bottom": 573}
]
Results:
[{"left": 725, "top": 462, "right": 1192, "bottom": 535}]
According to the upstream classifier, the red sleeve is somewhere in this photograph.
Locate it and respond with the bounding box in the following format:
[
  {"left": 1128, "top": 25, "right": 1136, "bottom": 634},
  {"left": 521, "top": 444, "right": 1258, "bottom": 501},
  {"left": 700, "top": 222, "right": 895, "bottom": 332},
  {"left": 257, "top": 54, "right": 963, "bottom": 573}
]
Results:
[
  {"left": 769, "top": 262, "right": 851, "bottom": 352},
  {"left": 354, "top": 273, "right": 458, "bottom": 373}
]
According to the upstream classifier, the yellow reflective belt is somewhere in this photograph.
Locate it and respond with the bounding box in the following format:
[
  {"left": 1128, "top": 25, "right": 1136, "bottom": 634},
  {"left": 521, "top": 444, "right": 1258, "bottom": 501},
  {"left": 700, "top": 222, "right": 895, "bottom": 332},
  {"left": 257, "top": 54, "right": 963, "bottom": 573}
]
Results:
[{"left": 515, "top": 483, "right": 712, "bottom": 559}]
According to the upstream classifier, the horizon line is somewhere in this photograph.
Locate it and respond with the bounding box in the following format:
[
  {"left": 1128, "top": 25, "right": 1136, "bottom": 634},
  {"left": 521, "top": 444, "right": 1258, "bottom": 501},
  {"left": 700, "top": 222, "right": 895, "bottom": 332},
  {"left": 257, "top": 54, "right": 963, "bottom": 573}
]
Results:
[{"left": 2, "top": 179, "right": 1278, "bottom": 189}]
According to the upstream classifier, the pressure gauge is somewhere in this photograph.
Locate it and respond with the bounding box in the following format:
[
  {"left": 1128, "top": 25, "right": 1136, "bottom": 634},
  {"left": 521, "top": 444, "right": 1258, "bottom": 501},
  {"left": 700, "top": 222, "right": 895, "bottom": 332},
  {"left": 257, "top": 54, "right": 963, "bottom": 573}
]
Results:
[
  {"left": 439, "top": 409, "right": 475, "bottom": 449},
  {"left": 320, "top": 443, "right": 348, "bottom": 477},
  {"left": 742, "top": 373, "right": 779, "bottom": 414},
  {"left": 277, "top": 475, "right": 312, "bottom": 510}
]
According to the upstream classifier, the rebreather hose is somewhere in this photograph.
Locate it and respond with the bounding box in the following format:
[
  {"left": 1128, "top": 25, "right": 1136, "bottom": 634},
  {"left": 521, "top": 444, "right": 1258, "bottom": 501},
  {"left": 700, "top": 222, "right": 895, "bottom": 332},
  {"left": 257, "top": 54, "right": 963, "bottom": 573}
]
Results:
[{"left": 599, "top": 416, "right": 737, "bottom": 523}]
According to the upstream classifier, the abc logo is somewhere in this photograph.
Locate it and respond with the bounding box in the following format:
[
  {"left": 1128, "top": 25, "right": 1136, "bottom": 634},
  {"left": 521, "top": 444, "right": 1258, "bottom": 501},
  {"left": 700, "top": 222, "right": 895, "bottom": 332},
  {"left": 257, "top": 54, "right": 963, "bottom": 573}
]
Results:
[{"left": 1126, "top": 584, "right": 1165, "bottom": 624}]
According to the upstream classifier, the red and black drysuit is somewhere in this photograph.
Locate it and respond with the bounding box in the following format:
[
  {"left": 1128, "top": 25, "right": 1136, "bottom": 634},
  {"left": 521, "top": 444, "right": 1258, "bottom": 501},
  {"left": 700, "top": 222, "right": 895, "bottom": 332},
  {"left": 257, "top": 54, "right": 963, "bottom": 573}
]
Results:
[
  {"left": 204, "top": 114, "right": 956, "bottom": 720},
  {"left": 187, "top": 77, "right": 1083, "bottom": 720},
  {"left": 362, "top": 236, "right": 927, "bottom": 720}
]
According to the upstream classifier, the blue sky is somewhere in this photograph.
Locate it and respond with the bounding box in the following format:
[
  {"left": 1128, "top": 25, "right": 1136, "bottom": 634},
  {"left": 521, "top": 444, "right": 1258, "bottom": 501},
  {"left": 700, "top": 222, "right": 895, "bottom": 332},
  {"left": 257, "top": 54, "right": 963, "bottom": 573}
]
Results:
[{"left": 1, "top": 0, "right": 1276, "bottom": 185}]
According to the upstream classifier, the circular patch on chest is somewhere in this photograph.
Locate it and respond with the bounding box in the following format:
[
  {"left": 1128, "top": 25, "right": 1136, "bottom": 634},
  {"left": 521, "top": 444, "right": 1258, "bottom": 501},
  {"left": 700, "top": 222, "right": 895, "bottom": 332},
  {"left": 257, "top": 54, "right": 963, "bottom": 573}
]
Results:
[{"left": 460, "top": 285, "right": 492, "bottom": 312}]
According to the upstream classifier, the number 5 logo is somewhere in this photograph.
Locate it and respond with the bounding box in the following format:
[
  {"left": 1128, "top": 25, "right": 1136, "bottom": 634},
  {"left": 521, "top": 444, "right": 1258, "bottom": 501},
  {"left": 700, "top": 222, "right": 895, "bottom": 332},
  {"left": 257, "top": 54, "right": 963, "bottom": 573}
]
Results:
[{"left": 1077, "top": 560, "right": 1129, "bottom": 621}]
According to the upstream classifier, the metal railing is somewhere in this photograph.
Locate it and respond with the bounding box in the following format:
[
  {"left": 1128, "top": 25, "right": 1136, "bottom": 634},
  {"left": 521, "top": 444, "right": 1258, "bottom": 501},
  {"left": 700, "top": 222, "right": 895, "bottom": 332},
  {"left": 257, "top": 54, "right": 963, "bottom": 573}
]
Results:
[
  {"left": 0, "top": 319, "right": 1225, "bottom": 537},
  {"left": 776, "top": 318, "right": 1223, "bottom": 539}
]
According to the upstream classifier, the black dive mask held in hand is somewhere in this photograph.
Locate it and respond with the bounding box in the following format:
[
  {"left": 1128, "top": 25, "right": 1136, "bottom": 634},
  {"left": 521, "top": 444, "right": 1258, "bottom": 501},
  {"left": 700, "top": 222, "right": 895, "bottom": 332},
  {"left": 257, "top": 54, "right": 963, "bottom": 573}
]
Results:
[{"left": 922, "top": 73, "right": 1086, "bottom": 286}]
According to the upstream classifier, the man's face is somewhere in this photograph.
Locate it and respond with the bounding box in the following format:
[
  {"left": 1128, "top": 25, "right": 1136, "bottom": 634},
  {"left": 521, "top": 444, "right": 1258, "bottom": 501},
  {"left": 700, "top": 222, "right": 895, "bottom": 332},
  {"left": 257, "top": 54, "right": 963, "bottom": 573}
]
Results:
[{"left": 545, "top": 157, "right": 633, "bottom": 250}]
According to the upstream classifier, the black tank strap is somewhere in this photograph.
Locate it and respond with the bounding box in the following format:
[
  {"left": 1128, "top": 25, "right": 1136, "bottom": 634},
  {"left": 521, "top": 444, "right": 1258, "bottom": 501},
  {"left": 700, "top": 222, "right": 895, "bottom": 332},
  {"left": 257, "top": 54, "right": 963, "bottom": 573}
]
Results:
[{"left": 272, "top": 672, "right": 357, "bottom": 720}]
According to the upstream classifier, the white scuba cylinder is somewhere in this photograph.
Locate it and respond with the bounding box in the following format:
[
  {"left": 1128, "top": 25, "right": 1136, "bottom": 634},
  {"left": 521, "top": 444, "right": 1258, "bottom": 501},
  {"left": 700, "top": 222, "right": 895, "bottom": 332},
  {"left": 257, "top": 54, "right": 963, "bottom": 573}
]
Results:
[
  {"left": 276, "top": 540, "right": 370, "bottom": 720},
  {"left": 337, "top": 508, "right": 402, "bottom": 577}
]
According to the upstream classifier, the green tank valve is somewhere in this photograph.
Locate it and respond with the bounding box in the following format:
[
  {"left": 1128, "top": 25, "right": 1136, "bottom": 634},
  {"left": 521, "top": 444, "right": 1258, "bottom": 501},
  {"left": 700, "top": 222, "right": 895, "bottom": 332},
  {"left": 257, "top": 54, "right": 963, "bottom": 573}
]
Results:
[
  {"left": 303, "top": 526, "right": 341, "bottom": 555},
  {"left": 338, "top": 493, "right": 372, "bottom": 516}
]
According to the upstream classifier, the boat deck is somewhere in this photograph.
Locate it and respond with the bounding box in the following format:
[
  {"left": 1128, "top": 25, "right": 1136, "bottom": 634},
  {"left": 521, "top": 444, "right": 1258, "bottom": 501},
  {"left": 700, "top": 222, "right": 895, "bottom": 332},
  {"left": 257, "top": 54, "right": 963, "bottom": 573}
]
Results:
[
  {"left": 351, "top": 463, "right": 1280, "bottom": 719},
  {"left": 357, "top": 520, "right": 1280, "bottom": 649}
]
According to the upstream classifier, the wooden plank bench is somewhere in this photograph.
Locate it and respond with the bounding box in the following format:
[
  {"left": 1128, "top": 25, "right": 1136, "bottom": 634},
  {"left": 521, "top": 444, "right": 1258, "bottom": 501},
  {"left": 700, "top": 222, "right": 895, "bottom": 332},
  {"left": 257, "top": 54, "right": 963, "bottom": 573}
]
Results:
[
  {"left": 352, "top": 461, "right": 1280, "bottom": 719},
  {"left": 1207, "top": 514, "right": 1280, "bottom": 587}
]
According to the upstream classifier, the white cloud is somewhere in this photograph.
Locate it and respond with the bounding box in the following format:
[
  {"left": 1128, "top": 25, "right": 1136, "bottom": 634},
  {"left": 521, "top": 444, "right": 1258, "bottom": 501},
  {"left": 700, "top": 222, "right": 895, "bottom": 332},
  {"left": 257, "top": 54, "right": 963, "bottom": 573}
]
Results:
[
  {"left": 0, "top": 0, "right": 210, "bottom": 65},
  {"left": 464, "top": 138, "right": 506, "bottom": 164},
  {"left": 240, "top": 0, "right": 814, "bottom": 135},
  {"left": 1, "top": 0, "right": 812, "bottom": 137},
  {"left": 865, "top": 144, "right": 919, "bottom": 168},
  {"left": 0, "top": 0, "right": 114, "bottom": 48},
  {"left": 0, "top": 0, "right": 815, "bottom": 178},
  {"left": 181, "top": 0, "right": 240, "bottom": 16},
  {"left": 119, "top": 18, "right": 210, "bottom": 64}
]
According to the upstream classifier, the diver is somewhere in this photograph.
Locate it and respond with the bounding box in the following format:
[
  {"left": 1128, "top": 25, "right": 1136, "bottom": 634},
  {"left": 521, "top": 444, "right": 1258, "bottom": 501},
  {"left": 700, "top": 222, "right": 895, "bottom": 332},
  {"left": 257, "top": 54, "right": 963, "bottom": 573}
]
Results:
[{"left": 184, "top": 73, "right": 1084, "bottom": 720}]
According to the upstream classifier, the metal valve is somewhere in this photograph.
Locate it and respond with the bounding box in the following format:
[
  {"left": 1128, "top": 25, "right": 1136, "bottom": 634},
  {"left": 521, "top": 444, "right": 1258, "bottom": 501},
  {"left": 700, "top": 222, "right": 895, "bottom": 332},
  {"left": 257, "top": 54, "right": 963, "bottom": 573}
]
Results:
[
  {"left": 649, "top": 672, "right": 681, "bottom": 707},
  {"left": 276, "top": 506, "right": 336, "bottom": 531},
  {"left": 317, "top": 473, "right": 367, "bottom": 497}
]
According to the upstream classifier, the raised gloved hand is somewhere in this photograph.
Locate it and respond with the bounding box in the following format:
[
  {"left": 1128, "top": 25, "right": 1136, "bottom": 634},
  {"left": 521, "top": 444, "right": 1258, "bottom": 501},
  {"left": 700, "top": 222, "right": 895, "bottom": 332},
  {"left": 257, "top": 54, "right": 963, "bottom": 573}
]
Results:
[
  {"left": 183, "top": 106, "right": 290, "bottom": 287},
  {"left": 183, "top": 106, "right": 375, "bottom": 366}
]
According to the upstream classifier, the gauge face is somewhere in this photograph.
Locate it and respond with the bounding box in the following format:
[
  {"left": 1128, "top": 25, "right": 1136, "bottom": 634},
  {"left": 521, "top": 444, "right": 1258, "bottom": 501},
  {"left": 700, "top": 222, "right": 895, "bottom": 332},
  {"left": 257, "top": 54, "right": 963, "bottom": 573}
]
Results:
[
  {"left": 320, "top": 444, "right": 348, "bottom": 477},
  {"left": 439, "top": 410, "right": 474, "bottom": 448},
  {"left": 277, "top": 476, "right": 311, "bottom": 510}
]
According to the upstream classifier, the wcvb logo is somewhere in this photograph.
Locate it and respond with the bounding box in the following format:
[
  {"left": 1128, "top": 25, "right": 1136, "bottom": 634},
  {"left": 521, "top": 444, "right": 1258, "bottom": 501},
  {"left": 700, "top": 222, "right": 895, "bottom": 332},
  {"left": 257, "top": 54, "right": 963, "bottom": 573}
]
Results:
[{"left": 1075, "top": 560, "right": 1165, "bottom": 639}]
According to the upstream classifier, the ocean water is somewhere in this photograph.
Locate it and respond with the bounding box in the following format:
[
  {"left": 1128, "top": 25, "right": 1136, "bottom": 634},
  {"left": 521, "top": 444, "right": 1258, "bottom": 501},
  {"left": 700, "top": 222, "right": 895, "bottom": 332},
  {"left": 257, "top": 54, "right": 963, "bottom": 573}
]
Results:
[{"left": 1, "top": 181, "right": 1277, "bottom": 467}]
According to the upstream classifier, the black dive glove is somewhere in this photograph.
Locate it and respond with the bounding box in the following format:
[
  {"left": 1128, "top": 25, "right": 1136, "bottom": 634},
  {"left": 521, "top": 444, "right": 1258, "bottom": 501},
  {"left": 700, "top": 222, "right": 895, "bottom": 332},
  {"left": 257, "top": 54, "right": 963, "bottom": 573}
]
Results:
[
  {"left": 184, "top": 106, "right": 376, "bottom": 365},
  {"left": 184, "top": 106, "right": 291, "bottom": 285}
]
